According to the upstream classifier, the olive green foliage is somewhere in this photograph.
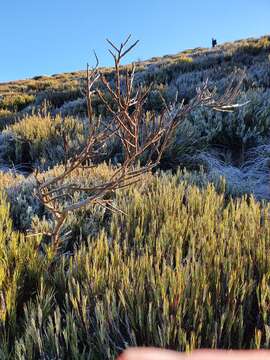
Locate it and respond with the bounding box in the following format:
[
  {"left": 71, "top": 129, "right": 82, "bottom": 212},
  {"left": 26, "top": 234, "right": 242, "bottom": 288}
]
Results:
[
  {"left": 0, "top": 94, "right": 35, "bottom": 112},
  {"left": 1, "top": 114, "right": 87, "bottom": 168},
  {"left": 237, "top": 36, "right": 270, "bottom": 56},
  {"left": 0, "top": 172, "right": 270, "bottom": 358},
  {"left": 0, "top": 191, "right": 45, "bottom": 354},
  {"left": 0, "top": 110, "right": 14, "bottom": 131}
]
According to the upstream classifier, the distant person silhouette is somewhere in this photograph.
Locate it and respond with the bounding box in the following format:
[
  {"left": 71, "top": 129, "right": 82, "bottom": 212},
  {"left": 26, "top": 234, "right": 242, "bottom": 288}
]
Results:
[{"left": 212, "top": 38, "right": 217, "bottom": 48}]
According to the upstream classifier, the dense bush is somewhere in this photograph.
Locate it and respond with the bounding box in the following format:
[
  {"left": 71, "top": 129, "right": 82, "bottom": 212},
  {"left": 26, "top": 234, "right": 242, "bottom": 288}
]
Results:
[
  {"left": 236, "top": 36, "right": 270, "bottom": 56},
  {"left": 57, "top": 97, "right": 87, "bottom": 116},
  {"left": 0, "top": 94, "right": 35, "bottom": 112},
  {"left": 1, "top": 114, "right": 87, "bottom": 169},
  {"left": 187, "top": 89, "right": 270, "bottom": 163},
  {"left": 0, "top": 173, "right": 270, "bottom": 358},
  {"left": 0, "top": 191, "right": 46, "bottom": 354},
  {"left": 35, "top": 88, "right": 82, "bottom": 108},
  {"left": 0, "top": 109, "right": 14, "bottom": 130},
  {"left": 0, "top": 163, "right": 114, "bottom": 234}
]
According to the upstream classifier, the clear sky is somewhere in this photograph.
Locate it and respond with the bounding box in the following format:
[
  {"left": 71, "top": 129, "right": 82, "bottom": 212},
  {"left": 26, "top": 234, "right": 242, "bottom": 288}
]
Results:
[{"left": 0, "top": 0, "right": 269, "bottom": 82}]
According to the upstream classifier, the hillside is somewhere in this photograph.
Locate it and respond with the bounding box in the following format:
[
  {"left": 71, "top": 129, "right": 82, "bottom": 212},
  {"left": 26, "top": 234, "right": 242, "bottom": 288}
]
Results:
[
  {"left": 1, "top": 35, "right": 270, "bottom": 197},
  {"left": 0, "top": 35, "right": 270, "bottom": 358}
]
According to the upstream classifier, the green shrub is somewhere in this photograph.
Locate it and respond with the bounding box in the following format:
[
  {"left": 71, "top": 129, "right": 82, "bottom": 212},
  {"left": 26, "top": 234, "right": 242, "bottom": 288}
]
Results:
[
  {"left": 0, "top": 94, "right": 35, "bottom": 112},
  {"left": 26, "top": 78, "right": 57, "bottom": 91},
  {"left": 0, "top": 191, "right": 46, "bottom": 353},
  {"left": 239, "top": 37, "right": 270, "bottom": 56},
  {"left": 0, "top": 172, "right": 24, "bottom": 189},
  {"left": 0, "top": 109, "right": 14, "bottom": 130},
  {"left": 0, "top": 174, "right": 269, "bottom": 358},
  {"left": 0, "top": 109, "right": 13, "bottom": 119},
  {"left": 0, "top": 163, "right": 115, "bottom": 234},
  {"left": 160, "top": 119, "right": 207, "bottom": 170},
  {"left": 187, "top": 89, "right": 270, "bottom": 165},
  {"left": 1, "top": 114, "right": 87, "bottom": 169},
  {"left": 36, "top": 88, "right": 82, "bottom": 108}
]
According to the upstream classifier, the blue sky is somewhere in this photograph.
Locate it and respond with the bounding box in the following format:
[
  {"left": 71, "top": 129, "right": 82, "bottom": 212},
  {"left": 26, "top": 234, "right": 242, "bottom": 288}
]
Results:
[{"left": 0, "top": 0, "right": 269, "bottom": 82}]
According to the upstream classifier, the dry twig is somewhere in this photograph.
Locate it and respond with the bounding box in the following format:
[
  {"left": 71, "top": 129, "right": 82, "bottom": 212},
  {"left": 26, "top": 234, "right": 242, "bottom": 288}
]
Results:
[{"left": 36, "top": 35, "right": 246, "bottom": 254}]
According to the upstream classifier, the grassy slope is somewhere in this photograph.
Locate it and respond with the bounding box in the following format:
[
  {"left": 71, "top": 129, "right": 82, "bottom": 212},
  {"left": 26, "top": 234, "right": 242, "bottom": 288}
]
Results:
[
  {"left": 1, "top": 35, "right": 270, "bottom": 196},
  {"left": 0, "top": 35, "right": 270, "bottom": 358}
]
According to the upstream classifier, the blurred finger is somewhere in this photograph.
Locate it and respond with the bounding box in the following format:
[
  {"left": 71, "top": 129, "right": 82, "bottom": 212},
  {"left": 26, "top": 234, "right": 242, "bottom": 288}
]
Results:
[
  {"left": 118, "top": 347, "right": 270, "bottom": 360},
  {"left": 118, "top": 347, "right": 183, "bottom": 360}
]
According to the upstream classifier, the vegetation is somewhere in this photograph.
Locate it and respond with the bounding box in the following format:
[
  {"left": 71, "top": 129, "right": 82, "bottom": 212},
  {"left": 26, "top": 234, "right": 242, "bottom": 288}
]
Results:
[
  {"left": 0, "top": 93, "right": 35, "bottom": 112},
  {"left": 0, "top": 34, "right": 270, "bottom": 358},
  {"left": 1, "top": 171, "right": 270, "bottom": 358},
  {"left": 1, "top": 113, "right": 87, "bottom": 169}
]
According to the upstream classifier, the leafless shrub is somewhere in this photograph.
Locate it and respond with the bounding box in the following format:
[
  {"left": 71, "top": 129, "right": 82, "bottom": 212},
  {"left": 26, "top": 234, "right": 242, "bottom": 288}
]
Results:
[{"left": 36, "top": 36, "right": 246, "bottom": 255}]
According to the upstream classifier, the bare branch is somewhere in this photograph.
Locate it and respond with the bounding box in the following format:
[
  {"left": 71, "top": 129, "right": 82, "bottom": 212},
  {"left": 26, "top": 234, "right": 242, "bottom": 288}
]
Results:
[{"left": 37, "top": 36, "right": 246, "bottom": 257}]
